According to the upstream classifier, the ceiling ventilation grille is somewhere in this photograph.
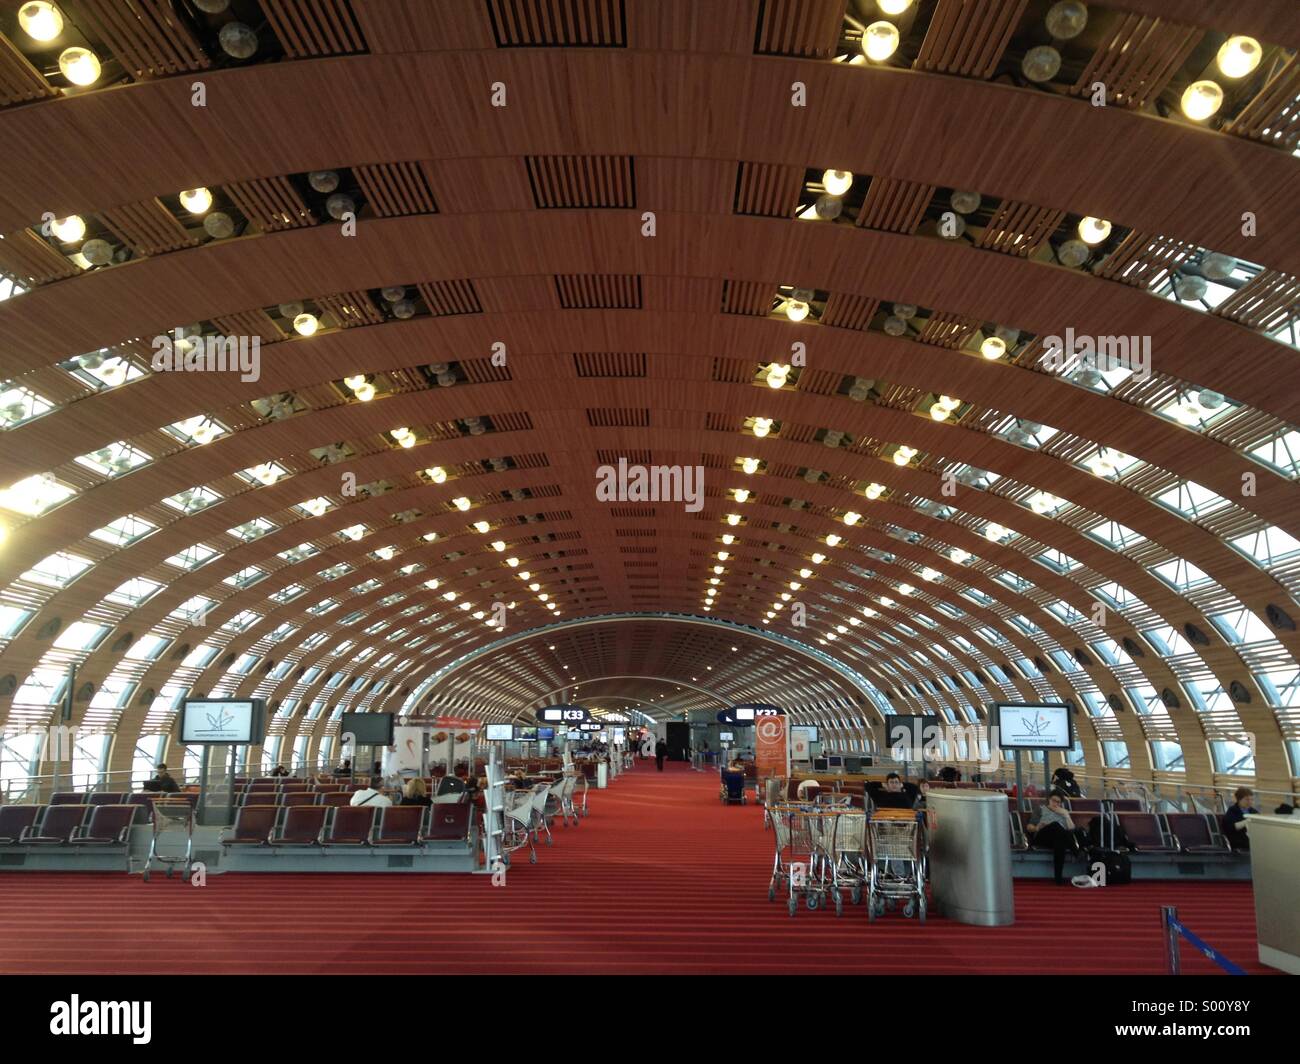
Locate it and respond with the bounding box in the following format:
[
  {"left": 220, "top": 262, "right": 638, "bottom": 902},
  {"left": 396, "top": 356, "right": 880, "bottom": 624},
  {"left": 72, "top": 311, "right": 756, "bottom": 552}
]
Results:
[
  {"left": 527, "top": 155, "right": 635, "bottom": 208},
  {"left": 0, "top": 37, "right": 56, "bottom": 106},
  {"left": 1069, "top": 14, "right": 1202, "bottom": 109},
  {"left": 487, "top": 0, "right": 627, "bottom": 47},
  {"left": 733, "top": 162, "right": 803, "bottom": 217},
  {"left": 1223, "top": 56, "right": 1300, "bottom": 151},
  {"left": 821, "top": 293, "right": 880, "bottom": 331},
  {"left": 76, "top": 0, "right": 210, "bottom": 77},
  {"left": 262, "top": 0, "right": 369, "bottom": 58},
  {"left": 459, "top": 358, "right": 514, "bottom": 383},
  {"left": 1093, "top": 231, "right": 1193, "bottom": 290},
  {"left": 856, "top": 178, "right": 935, "bottom": 234},
  {"left": 974, "top": 201, "right": 1065, "bottom": 257},
  {"left": 0, "top": 231, "right": 80, "bottom": 286},
  {"left": 917, "top": 312, "right": 982, "bottom": 348},
  {"left": 914, "top": 0, "right": 1028, "bottom": 78},
  {"left": 353, "top": 162, "right": 439, "bottom": 216},
  {"left": 710, "top": 357, "right": 750, "bottom": 383},
  {"left": 1214, "top": 270, "right": 1300, "bottom": 333},
  {"left": 753, "top": 0, "right": 844, "bottom": 58},
  {"left": 417, "top": 279, "right": 482, "bottom": 316},
  {"left": 101, "top": 200, "right": 200, "bottom": 255},
  {"left": 315, "top": 291, "right": 383, "bottom": 327},
  {"left": 223, "top": 177, "right": 316, "bottom": 231},
  {"left": 720, "top": 280, "right": 775, "bottom": 316},
  {"left": 556, "top": 274, "right": 642, "bottom": 309},
  {"left": 586, "top": 408, "right": 650, "bottom": 427},
  {"left": 489, "top": 411, "right": 535, "bottom": 431},
  {"left": 573, "top": 352, "right": 647, "bottom": 377},
  {"left": 212, "top": 311, "right": 287, "bottom": 343}
]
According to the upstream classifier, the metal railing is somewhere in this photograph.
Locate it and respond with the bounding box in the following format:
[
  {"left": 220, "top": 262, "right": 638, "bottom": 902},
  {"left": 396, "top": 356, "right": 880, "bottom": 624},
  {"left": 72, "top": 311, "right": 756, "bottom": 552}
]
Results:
[
  {"left": 982, "top": 767, "right": 1296, "bottom": 813},
  {"left": 0, "top": 760, "right": 340, "bottom": 803}
]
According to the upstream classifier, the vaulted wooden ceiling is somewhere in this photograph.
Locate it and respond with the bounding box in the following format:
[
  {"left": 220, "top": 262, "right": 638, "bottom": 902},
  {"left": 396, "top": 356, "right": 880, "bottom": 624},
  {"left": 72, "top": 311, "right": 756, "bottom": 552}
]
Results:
[{"left": 0, "top": 0, "right": 1298, "bottom": 790}]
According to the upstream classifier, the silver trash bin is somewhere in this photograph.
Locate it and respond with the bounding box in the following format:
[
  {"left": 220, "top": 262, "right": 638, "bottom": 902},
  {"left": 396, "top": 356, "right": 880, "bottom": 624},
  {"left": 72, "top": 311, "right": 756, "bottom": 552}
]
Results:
[{"left": 927, "top": 790, "right": 1014, "bottom": 926}]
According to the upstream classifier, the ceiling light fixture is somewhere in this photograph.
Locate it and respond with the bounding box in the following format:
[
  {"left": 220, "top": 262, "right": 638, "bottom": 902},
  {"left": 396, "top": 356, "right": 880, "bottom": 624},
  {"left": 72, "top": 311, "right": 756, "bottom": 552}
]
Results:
[
  {"left": 293, "top": 313, "right": 318, "bottom": 337},
  {"left": 19, "top": 2, "right": 64, "bottom": 42},
  {"left": 179, "top": 188, "right": 213, "bottom": 214},
  {"left": 1216, "top": 36, "right": 1261, "bottom": 79},
  {"left": 1181, "top": 80, "right": 1224, "bottom": 120},
  {"left": 822, "top": 169, "right": 853, "bottom": 196},
  {"left": 50, "top": 215, "right": 85, "bottom": 243},
  {"left": 1077, "top": 217, "right": 1112, "bottom": 245},
  {"left": 862, "top": 21, "right": 900, "bottom": 62},
  {"left": 58, "top": 47, "right": 101, "bottom": 86}
]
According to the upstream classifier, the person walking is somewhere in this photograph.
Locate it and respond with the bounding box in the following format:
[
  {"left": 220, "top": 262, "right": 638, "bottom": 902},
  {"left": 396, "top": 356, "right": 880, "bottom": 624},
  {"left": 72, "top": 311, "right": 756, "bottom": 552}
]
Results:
[{"left": 655, "top": 737, "right": 667, "bottom": 771}]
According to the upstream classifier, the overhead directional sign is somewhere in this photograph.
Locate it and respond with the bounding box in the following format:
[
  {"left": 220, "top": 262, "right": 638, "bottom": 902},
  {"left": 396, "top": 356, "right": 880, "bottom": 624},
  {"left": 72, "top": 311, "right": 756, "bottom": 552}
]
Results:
[{"left": 536, "top": 704, "right": 590, "bottom": 723}]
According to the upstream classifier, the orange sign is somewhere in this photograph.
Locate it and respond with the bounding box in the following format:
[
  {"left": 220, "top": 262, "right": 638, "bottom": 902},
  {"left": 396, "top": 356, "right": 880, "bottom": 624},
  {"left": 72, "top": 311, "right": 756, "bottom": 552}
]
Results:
[{"left": 755, "top": 715, "right": 788, "bottom": 781}]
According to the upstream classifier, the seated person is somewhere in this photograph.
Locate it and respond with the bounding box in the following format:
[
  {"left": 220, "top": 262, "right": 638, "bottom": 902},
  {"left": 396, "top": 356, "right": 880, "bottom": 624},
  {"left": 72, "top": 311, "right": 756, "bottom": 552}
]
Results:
[
  {"left": 1223, "top": 787, "right": 1258, "bottom": 850},
  {"left": 270, "top": 764, "right": 289, "bottom": 778},
  {"left": 1026, "top": 791, "right": 1088, "bottom": 885},
  {"left": 349, "top": 779, "right": 392, "bottom": 808},
  {"left": 400, "top": 778, "right": 431, "bottom": 807},
  {"left": 871, "top": 773, "right": 916, "bottom": 810},
  {"left": 795, "top": 778, "right": 820, "bottom": 802},
  {"left": 147, "top": 763, "right": 180, "bottom": 794},
  {"left": 334, "top": 758, "right": 352, "bottom": 776},
  {"left": 938, "top": 765, "right": 960, "bottom": 784}
]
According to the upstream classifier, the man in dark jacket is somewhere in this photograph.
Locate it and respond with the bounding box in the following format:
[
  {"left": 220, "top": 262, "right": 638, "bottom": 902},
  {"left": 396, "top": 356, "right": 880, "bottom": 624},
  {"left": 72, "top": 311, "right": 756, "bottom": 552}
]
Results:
[
  {"left": 654, "top": 738, "right": 667, "bottom": 772},
  {"left": 150, "top": 763, "right": 180, "bottom": 793}
]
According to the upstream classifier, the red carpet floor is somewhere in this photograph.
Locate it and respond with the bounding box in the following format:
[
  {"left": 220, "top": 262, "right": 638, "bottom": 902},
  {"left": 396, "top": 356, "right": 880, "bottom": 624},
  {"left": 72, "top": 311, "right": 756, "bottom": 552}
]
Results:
[{"left": 0, "top": 764, "right": 1269, "bottom": 974}]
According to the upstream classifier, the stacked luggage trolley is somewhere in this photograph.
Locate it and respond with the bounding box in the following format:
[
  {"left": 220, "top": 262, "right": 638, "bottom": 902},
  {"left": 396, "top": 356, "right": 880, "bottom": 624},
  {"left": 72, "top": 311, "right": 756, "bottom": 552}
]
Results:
[{"left": 767, "top": 799, "right": 927, "bottom": 921}]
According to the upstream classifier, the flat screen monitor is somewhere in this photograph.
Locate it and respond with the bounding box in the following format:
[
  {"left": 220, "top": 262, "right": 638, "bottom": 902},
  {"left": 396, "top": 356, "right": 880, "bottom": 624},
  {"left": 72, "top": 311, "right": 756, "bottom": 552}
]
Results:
[
  {"left": 732, "top": 706, "right": 756, "bottom": 721},
  {"left": 993, "top": 702, "right": 1073, "bottom": 750},
  {"left": 537, "top": 726, "right": 555, "bottom": 740},
  {"left": 827, "top": 755, "right": 843, "bottom": 769},
  {"left": 566, "top": 729, "right": 582, "bottom": 740},
  {"left": 719, "top": 731, "right": 734, "bottom": 742},
  {"left": 484, "top": 724, "right": 514, "bottom": 742},
  {"left": 812, "top": 756, "right": 829, "bottom": 772},
  {"left": 844, "top": 757, "right": 862, "bottom": 773},
  {"left": 179, "top": 698, "right": 262, "bottom": 744},
  {"left": 339, "top": 712, "right": 394, "bottom": 746},
  {"left": 515, "top": 726, "right": 539, "bottom": 742},
  {"left": 793, "top": 725, "right": 819, "bottom": 744}
]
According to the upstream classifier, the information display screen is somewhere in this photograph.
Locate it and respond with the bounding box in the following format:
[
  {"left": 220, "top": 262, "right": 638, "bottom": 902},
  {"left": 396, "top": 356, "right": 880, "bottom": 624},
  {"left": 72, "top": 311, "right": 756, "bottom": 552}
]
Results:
[
  {"left": 515, "top": 726, "right": 539, "bottom": 742},
  {"left": 792, "top": 725, "right": 819, "bottom": 744},
  {"left": 537, "top": 726, "right": 555, "bottom": 740},
  {"left": 484, "top": 724, "right": 514, "bottom": 741},
  {"left": 340, "top": 712, "right": 394, "bottom": 746},
  {"left": 993, "top": 703, "right": 1073, "bottom": 750},
  {"left": 179, "top": 699, "right": 263, "bottom": 745},
  {"left": 719, "top": 731, "right": 734, "bottom": 742}
]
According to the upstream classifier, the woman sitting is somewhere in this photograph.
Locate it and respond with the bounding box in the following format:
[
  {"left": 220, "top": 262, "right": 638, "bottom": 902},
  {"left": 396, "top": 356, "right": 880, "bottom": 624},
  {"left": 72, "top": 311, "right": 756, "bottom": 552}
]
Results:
[
  {"left": 400, "top": 778, "right": 431, "bottom": 807},
  {"left": 1026, "top": 791, "right": 1088, "bottom": 885}
]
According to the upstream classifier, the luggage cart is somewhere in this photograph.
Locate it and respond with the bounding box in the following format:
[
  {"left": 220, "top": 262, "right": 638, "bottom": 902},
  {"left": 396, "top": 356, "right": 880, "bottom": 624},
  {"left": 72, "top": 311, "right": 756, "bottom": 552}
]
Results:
[
  {"left": 501, "top": 787, "right": 537, "bottom": 865},
  {"left": 866, "top": 808, "right": 926, "bottom": 922},
  {"left": 768, "top": 804, "right": 837, "bottom": 916},
  {"left": 824, "top": 809, "right": 868, "bottom": 914},
  {"left": 142, "top": 799, "right": 195, "bottom": 883}
]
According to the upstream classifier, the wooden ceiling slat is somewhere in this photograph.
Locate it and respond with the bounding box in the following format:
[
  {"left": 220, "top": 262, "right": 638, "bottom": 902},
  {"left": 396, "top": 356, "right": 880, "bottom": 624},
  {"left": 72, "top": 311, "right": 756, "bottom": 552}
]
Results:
[
  {"left": 856, "top": 177, "right": 935, "bottom": 234},
  {"left": 262, "top": 0, "right": 367, "bottom": 58},
  {"left": 1213, "top": 269, "right": 1300, "bottom": 333},
  {"left": 1224, "top": 54, "right": 1300, "bottom": 152},
  {"left": 0, "top": 229, "right": 79, "bottom": 286},
  {"left": 489, "top": 0, "right": 625, "bottom": 46},
  {"left": 754, "top": 0, "right": 843, "bottom": 59},
  {"left": 416, "top": 279, "right": 482, "bottom": 316},
  {"left": 315, "top": 290, "right": 383, "bottom": 327},
  {"left": 975, "top": 200, "right": 1065, "bottom": 257},
  {"left": 820, "top": 292, "right": 878, "bottom": 331},
  {"left": 734, "top": 161, "right": 802, "bottom": 218},
  {"left": 223, "top": 177, "right": 315, "bottom": 232},
  {"left": 915, "top": 0, "right": 1028, "bottom": 79},
  {"left": 1070, "top": 13, "right": 1202, "bottom": 109},
  {"left": 354, "top": 161, "right": 439, "bottom": 216},
  {"left": 1093, "top": 230, "right": 1193, "bottom": 290},
  {"left": 75, "top": 0, "right": 210, "bottom": 78},
  {"left": 212, "top": 309, "right": 288, "bottom": 343},
  {"left": 0, "top": 34, "right": 57, "bottom": 108},
  {"left": 100, "top": 199, "right": 199, "bottom": 256}
]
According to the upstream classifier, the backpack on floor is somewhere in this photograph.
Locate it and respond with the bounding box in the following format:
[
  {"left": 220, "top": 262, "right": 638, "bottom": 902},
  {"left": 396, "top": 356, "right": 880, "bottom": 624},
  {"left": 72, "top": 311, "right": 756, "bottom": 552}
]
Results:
[{"left": 1086, "top": 847, "right": 1131, "bottom": 886}]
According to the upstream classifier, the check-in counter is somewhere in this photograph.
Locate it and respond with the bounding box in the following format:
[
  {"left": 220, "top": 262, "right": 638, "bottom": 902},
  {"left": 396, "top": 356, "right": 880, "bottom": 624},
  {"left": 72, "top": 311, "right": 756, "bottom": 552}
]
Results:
[
  {"left": 927, "top": 790, "right": 1014, "bottom": 927},
  {"left": 1248, "top": 814, "right": 1300, "bottom": 974}
]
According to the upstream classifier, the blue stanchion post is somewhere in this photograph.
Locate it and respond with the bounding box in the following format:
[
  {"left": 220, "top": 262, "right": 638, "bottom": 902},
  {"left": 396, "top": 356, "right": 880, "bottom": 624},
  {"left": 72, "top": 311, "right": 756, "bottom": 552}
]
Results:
[{"left": 1163, "top": 904, "right": 1247, "bottom": 975}]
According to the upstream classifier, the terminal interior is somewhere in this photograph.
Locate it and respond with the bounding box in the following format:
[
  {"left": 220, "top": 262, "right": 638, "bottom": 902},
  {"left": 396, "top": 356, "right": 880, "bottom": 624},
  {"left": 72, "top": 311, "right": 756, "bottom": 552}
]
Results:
[{"left": 0, "top": 0, "right": 1297, "bottom": 976}]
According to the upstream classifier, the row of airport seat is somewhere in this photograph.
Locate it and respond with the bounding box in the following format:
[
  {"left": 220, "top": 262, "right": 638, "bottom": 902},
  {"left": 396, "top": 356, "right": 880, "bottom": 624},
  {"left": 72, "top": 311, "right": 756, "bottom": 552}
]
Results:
[
  {"left": 1009, "top": 810, "right": 1237, "bottom": 854},
  {"left": 0, "top": 804, "right": 141, "bottom": 849},
  {"left": 220, "top": 802, "right": 472, "bottom": 851}
]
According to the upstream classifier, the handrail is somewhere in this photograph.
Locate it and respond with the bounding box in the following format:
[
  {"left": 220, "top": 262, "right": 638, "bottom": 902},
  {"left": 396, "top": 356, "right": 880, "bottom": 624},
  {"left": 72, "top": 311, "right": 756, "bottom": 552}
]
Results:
[{"left": 0, "top": 761, "right": 339, "bottom": 803}]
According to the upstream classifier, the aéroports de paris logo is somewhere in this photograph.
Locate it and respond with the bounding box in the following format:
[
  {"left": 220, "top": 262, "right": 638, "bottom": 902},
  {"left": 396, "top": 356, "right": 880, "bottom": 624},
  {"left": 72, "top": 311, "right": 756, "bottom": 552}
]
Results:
[
  {"left": 206, "top": 707, "right": 235, "bottom": 732},
  {"left": 1018, "top": 710, "right": 1051, "bottom": 738}
]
